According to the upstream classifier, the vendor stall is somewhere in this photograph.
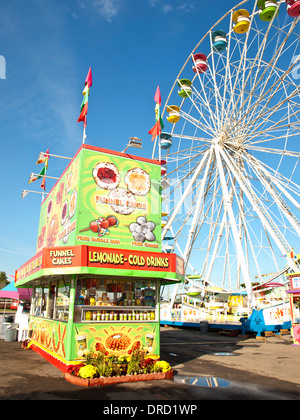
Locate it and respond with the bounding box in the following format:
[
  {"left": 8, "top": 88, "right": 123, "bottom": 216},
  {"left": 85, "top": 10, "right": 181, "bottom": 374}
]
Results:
[
  {"left": 287, "top": 273, "right": 300, "bottom": 346},
  {"left": 15, "top": 144, "right": 184, "bottom": 371}
]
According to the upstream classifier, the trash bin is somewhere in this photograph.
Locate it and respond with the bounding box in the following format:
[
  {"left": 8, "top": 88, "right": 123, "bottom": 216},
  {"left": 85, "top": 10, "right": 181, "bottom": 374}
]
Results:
[
  {"left": 1, "top": 315, "right": 15, "bottom": 339},
  {"left": 200, "top": 320, "right": 209, "bottom": 333},
  {"left": 4, "top": 315, "right": 14, "bottom": 323},
  {"left": 5, "top": 323, "right": 18, "bottom": 342}
]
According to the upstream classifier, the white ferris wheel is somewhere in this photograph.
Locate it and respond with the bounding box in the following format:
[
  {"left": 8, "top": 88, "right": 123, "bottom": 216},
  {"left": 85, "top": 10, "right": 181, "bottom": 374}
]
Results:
[{"left": 152, "top": 0, "right": 300, "bottom": 307}]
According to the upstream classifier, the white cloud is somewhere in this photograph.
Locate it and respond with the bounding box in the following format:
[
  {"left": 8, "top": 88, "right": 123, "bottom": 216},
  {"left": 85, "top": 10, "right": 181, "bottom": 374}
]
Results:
[
  {"left": 149, "top": 0, "right": 196, "bottom": 14},
  {"left": 77, "top": 0, "right": 120, "bottom": 22},
  {"left": 176, "top": 2, "right": 196, "bottom": 13},
  {"left": 162, "top": 4, "right": 173, "bottom": 13},
  {"left": 149, "top": 0, "right": 160, "bottom": 6}
]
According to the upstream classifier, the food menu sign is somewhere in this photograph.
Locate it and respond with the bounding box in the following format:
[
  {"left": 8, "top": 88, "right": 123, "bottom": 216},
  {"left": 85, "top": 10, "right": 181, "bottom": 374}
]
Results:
[
  {"left": 76, "top": 147, "right": 161, "bottom": 252},
  {"left": 289, "top": 276, "right": 300, "bottom": 290},
  {"left": 36, "top": 151, "right": 81, "bottom": 252},
  {"left": 15, "top": 245, "right": 185, "bottom": 286},
  {"left": 36, "top": 146, "right": 161, "bottom": 253}
]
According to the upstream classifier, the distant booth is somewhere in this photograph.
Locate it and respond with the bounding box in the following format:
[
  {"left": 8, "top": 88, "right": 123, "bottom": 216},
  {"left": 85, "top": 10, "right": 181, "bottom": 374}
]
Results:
[
  {"left": 286, "top": 273, "right": 300, "bottom": 346},
  {"left": 15, "top": 144, "right": 184, "bottom": 371}
]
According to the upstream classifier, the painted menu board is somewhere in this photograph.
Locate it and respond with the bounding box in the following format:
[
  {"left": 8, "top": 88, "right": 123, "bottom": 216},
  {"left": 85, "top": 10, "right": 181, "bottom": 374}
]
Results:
[
  {"left": 36, "top": 152, "right": 81, "bottom": 252},
  {"left": 28, "top": 317, "right": 159, "bottom": 361},
  {"left": 36, "top": 146, "right": 161, "bottom": 253},
  {"left": 72, "top": 322, "right": 159, "bottom": 360}
]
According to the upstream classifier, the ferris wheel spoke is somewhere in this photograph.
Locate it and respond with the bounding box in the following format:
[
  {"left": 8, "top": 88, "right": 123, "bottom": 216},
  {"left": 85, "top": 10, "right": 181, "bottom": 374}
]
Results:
[
  {"left": 245, "top": 144, "right": 300, "bottom": 157},
  {"left": 192, "top": 176, "right": 225, "bottom": 280},
  {"left": 226, "top": 17, "right": 300, "bottom": 137},
  {"left": 245, "top": 154, "right": 300, "bottom": 235},
  {"left": 182, "top": 149, "right": 215, "bottom": 265},
  {"left": 178, "top": 108, "right": 216, "bottom": 137},
  {"left": 223, "top": 3, "right": 258, "bottom": 127},
  {"left": 214, "top": 144, "right": 256, "bottom": 306},
  {"left": 228, "top": 78, "right": 300, "bottom": 139},
  {"left": 219, "top": 146, "right": 298, "bottom": 273},
  {"left": 244, "top": 116, "right": 300, "bottom": 142},
  {"left": 192, "top": 59, "right": 220, "bottom": 133},
  {"left": 170, "top": 133, "right": 210, "bottom": 143},
  {"left": 242, "top": 131, "right": 300, "bottom": 150},
  {"left": 241, "top": 8, "right": 285, "bottom": 118},
  {"left": 164, "top": 149, "right": 210, "bottom": 190},
  {"left": 228, "top": 145, "right": 300, "bottom": 209},
  {"left": 162, "top": 149, "right": 211, "bottom": 239},
  {"left": 178, "top": 81, "right": 216, "bottom": 126},
  {"left": 240, "top": 83, "right": 300, "bottom": 140},
  {"left": 239, "top": 85, "right": 300, "bottom": 138},
  {"left": 207, "top": 41, "right": 228, "bottom": 129},
  {"left": 244, "top": 150, "right": 300, "bottom": 210}
]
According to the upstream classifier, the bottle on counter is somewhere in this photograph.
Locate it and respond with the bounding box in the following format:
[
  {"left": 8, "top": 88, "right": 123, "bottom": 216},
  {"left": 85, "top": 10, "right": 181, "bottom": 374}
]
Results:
[{"left": 85, "top": 311, "right": 92, "bottom": 321}]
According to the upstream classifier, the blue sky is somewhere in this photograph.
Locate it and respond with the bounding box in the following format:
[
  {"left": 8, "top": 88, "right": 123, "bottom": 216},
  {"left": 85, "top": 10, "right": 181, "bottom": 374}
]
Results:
[{"left": 0, "top": 0, "right": 254, "bottom": 279}]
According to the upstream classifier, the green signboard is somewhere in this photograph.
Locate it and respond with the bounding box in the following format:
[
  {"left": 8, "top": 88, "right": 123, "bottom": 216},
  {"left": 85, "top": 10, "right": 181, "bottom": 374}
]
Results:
[{"left": 36, "top": 146, "right": 162, "bottom": 253}]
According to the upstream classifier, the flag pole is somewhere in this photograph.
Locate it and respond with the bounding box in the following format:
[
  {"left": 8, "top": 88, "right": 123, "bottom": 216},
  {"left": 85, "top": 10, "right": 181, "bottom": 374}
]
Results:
[
  {"left": 47, "top": 153, "right": 72, "bottom": 160},
  {"left": 22, "top": 189, "right": 46, "bottom": 199},
  {"left": 157, "top": 135, "right": 161, "bottom": 163},
  {"left": 82, "top": 124, "right": 86, "bottom": 145},
  {"left": 31, "top": 174, "right": 60, "bottom": 180}
]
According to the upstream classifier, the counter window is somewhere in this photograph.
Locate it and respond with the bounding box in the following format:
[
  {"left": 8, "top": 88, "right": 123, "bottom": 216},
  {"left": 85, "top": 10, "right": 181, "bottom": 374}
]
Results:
[
  {"left": 54, "top": 281, "right": 70, "bottom": 321},
  {"left": 293, "top": 296, "right": 300, "bottom": 323},
  {"left": 75, "top": 278, "right": 158, "bottom": 322},
  {"left": 76, "top": 278, "right": 156, "bottom": 307},
  {"left": 31, "top": 280, "right": 70, "bottom": 321},
  {"left": 32, "top": 286, "right": 48, "bottom": 317}
]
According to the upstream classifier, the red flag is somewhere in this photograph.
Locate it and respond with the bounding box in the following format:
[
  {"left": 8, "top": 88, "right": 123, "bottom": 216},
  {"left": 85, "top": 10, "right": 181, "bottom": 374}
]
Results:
[
  {"left": 154, "top": 85, "right": 161, "bottom": 105},
  {"left": 77, "top": 68, "right": 91, "bottom": 127},
  {"left": 40, "top": 174, "right": 46, "bottom": 191},
  {"left": 148, "top": 119, "right": 162, "bottom": 142},
  {"left": 77, "top": 102, "right": 88, "bottom": 128},
  {"left": 85, "top": 67, "right": 92, "bottom": 88},
  {"left": 148, "top": 85, "right": 164, "bottom": 141}
]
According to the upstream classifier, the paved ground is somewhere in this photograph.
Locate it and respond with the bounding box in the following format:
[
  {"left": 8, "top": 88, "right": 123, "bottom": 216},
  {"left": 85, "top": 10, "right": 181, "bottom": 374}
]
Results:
[{"left": 0, "top": 326, "right": 300, "bottom": 402}]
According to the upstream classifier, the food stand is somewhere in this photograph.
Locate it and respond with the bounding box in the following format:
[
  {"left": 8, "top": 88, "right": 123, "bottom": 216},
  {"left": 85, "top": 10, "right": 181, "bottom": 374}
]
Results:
[
  {"left": 286, "top": 273, "right": 300, "bottom": 346},
  {"left": 15, "top": 144, "right": 184, "bottom": 371}
]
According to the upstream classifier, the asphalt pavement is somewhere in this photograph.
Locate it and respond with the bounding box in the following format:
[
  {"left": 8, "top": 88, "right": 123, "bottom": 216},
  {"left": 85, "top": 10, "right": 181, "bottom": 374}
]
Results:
[{"left": 0, "top": 326, "right": 299, "bottom": 403}]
